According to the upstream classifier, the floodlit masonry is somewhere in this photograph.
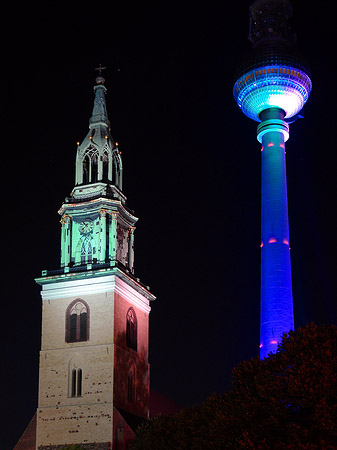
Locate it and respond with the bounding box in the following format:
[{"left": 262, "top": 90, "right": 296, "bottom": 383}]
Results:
[{"left": 34, "top": 69, "right": 155, "bottom": 449}]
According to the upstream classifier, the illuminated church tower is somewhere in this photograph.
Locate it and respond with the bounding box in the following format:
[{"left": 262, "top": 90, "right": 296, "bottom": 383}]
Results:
[
  {"left": 233, "top": 0, "right": 311, "bottom": 358},
  {"left": 34, "top": 69, "right": 155, "bottom": 449}
]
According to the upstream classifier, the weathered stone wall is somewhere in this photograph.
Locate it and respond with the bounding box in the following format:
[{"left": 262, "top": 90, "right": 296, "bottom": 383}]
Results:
[
  {"left": 38, "top": 443, "right": 111, "bottom": 450},
  {"left": 36, "top": 275, "right": 151, "bottom": 449},
  {"left": 36, "top": 291, "right": 115, "bottom": 447},
  {"left": 41, "top": 292, "right": 114, "bottom": 350}
]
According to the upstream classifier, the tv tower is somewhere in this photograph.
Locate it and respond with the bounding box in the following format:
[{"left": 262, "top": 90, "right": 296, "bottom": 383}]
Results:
[{"left": 233, "top": 0, "right": 312, "bottom": 358}]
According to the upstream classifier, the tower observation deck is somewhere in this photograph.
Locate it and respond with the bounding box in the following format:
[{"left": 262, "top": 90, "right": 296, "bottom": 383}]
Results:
[{"left": 233, "top": 0, "right": 312, "bottom": 358}]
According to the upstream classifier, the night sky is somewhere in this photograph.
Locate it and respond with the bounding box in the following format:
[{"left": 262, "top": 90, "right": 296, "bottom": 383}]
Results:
[{"left": 2, "top": 1, "right": 336, "bottom": 448}]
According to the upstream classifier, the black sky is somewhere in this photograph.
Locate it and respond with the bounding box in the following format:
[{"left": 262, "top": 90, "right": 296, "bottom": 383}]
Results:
[{"left": 2, "top": 1, "right": 336, "bottom": 448}]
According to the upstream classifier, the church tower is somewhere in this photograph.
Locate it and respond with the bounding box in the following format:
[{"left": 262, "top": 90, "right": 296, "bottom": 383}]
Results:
[{"left": 35, "top": 69, "right": 155, "bottom": 450}]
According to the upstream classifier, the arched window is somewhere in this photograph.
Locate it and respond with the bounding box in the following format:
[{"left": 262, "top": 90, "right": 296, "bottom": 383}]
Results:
[
  {"left": 91, "top": 153, "right": 98, "bottom": 182},
  {"left": 81, "top": 145, "right": 99, "bottom": 184},
  {"left": 69, "top": 355, "right": 83, "bottom": 398},
  {"left": 66, "top": 299, "right": 90, "bottom": 343},
  {"left": 83, "top": 154, "right": 90, "bottom": 184},
  {"left": 126, "top": 307, "right": 137, "bottom": 352},
  {"left": 81, "top": 238, "right": 93, "bottom": 265},
  {"left": 102, "top": 150, "right": 110, "bottom": 182},
  {"left": 112, "top": 148, "right": 123, "bottom": 189}
]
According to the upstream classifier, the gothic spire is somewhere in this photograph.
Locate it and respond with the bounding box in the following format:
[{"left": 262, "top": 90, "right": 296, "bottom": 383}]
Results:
[
  {"left": 90, "top": 66, "right": 110, "bottom": 128},
  {"left": 73, "top": 68, "right": 123, "bottom": 198}
]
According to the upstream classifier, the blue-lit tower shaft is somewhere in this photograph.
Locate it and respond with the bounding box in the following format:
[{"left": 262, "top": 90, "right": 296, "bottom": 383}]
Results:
[
  {"left": 233, "top": 0, "right": 311, "bottom": 358},
  {"left": 259, "top": 107, "right": 293, "bottom": 358}
]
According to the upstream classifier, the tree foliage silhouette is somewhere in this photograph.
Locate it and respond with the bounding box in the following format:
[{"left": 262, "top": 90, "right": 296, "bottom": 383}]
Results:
[{"left": 131, "top": 323, "right": 337, "bottom": 449}]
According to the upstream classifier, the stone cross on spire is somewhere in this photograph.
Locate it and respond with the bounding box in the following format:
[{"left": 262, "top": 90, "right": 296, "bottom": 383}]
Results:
[
  {"left": 95, "top": 64, "right": 106, "bottom": 85},
  {"left": 95, "top": 64, "right": 106, "bottom": 75},
  {"left": 73, "top": 67, "right": 123, "bottom": 193}
]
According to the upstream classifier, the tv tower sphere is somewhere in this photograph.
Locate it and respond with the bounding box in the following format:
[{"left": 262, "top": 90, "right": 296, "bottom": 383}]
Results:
[
  {"left": 233, "top": 0, "right": 312, "bottom": 358},
  {"left": 234, "top": 0, "right": 312, "bottom": 125}
]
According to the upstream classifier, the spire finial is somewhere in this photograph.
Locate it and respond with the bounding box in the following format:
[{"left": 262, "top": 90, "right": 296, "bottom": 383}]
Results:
[{"left": 95, "top": 64, "right": 106, "bottom": 85}]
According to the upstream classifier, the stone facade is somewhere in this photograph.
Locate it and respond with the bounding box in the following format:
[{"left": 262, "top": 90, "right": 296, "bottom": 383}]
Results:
[
  {"left": 35, "top": 273, "right": 153, "bottom": 449},
  {"left": 38, "top": 443, "right": 111, "bottom": 450},
  {"left": 29, "top": 74, "right": 155, "bottom": 450}
]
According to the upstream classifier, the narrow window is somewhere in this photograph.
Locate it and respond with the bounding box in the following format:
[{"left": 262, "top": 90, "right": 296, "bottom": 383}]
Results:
[
  {"left": 80, "top": 238, "right": 93, "bottom": 265},
  {"left": 92, "top": 153, "right": 98, "bottom": 182},
  {"left": 71, "top": 368, "right": 82, "bottom": 397},
  {"left": 83, "top": 155, "right": 90, "bottom": 184},
  {"left": 126, "top": 307, "right": 137, "bottom": 352},
  {"left": 103, "top": 152, "right": 109, "bottom": 181},
  {"left": 68, "top": 355, "right": 84, "bottom": 398},
  {"left": 77, "top": 368, "right": 82, "bottom": 396},
  {"left": 87, "top": 241, "right": 92, "bottom": 263},
  {"left": 81, "top": 241, "right": 86, "bottom": 265},
  {"left": 66, "top": 300, "right": 90, "bottom": 343},
  {"left": 80, "top": 312, "right": 88, "bottom": 340},
  {"left": 71, "top": 369, "right": 77, "bottom": 397},
  {"left": 70, "top": 313, "right": 77, "bottom": 342}
]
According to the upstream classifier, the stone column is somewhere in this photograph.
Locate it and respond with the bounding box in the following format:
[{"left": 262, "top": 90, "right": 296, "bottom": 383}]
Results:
[
  {"left": 99, "top": 209, "right": 107, "bottom": 263},
  {"left": 128, "top": 227, "right": 135, "bottom": 273},
  {"left": 109, "top": 211, "right": 118, "bottom": 264},
  {"left": 60, "top": 215, "right": 71, "bottom": 268}
]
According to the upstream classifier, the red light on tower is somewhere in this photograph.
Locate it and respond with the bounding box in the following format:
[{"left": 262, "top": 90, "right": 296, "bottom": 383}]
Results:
[{"left": 233, "top": 0, "right": 311, "bottom": 359}]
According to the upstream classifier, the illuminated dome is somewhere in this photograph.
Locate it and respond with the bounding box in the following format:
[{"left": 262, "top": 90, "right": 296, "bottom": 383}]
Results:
[
  {"left": 233, "top": 0, "right": 312, "bottom": 122},
  {"left": 233, "top": 51, "right": 312, "bottom": 122}
]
